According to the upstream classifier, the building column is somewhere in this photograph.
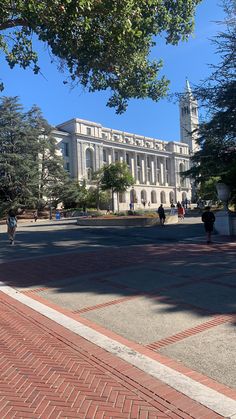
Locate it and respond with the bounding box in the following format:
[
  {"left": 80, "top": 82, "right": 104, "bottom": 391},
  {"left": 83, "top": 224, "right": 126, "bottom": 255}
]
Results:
[
  {"left": 151, "top": 159, "right": 155, "bottom": 184},
  {"left": 162, "top": 157, "right": 167, "bottom": 185},
  {"left": 134, "top": 152, "right": 138, "bottom": 181},
  {"left": 94, "top": 144, "right": 101, "bottom": 171},
  {"left": 81, "top": 142, "right": 87, "bottom": 179},
  {"left": 108, "top": 147, "right": 112, "bottom": 164},
  {"left": 141, "top": 155, "right": 146, "bottom": 184},
  {"left": 144, "top": 154, "right": 148, "bottom": 184},
  {"left": 153, "top": 157, "right": 157, "bottom": 184},
  {"left": 131, "top": 154, "right": 135, "bottom": 178}
]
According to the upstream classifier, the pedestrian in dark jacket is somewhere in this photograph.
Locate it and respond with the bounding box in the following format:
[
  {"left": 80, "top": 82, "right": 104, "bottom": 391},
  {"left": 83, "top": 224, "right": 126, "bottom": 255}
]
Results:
[
  {"left": 201, "top": 206, "right": 215, "bottom": 244},
  {"left": 157, "top": 204, "right": 166, "bottom": 226},
  {"left": 6, "top": 209, "right": 17, "bottom": 245}
]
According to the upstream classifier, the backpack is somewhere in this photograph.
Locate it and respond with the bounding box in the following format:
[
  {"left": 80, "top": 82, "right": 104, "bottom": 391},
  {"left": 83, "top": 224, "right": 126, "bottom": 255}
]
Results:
[{"left": 8, "top": 216, "right": 17, "bottom": 228}]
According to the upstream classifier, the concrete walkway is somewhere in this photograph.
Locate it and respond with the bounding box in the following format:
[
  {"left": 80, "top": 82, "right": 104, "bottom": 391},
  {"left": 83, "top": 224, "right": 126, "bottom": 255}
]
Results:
[{"left": 0, "top": 220, "right": 235, "bottom": 418}]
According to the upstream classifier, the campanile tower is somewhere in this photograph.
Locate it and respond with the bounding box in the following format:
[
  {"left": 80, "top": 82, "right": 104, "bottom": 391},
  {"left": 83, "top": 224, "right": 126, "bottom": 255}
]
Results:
[{"left": 179, "top": 79, "right": 199, "bottom": 153}]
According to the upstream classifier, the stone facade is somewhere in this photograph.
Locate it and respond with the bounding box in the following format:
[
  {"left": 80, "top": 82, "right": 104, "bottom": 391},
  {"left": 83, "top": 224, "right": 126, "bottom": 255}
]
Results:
[{"left": 53, "top": 81, "right": 199, "bottom": 210}]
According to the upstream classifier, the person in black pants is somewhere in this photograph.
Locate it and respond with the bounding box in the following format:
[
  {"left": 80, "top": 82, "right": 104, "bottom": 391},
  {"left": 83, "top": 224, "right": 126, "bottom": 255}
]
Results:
[
  {"left": 157, "top": 204, "right": 166, "bottom": 226},
  {"left": 201, "top": 206, "right": 215, "bottom": 244}
]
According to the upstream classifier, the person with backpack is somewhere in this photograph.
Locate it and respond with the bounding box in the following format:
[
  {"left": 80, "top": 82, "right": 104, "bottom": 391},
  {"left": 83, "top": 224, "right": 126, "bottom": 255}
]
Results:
[
  {"left": 201, "top": 206, "right": 215, "bottom": 244},
  {"left": 6, "top": 209, "right": 17, "bottom": 245}
]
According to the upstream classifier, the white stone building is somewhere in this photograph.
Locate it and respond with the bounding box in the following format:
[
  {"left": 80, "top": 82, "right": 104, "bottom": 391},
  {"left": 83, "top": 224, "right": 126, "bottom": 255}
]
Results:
[{"left": 53, "top": 81, "right": 199, "bottom": 210}]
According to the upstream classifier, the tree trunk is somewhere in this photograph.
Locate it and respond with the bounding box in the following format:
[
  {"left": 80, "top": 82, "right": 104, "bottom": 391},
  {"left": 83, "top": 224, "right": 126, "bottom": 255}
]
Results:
[
  {"left": 111, "top": 189, "right": 114, "bottom": 212},
  {"left": 96, "top": 186, "right": 100, "bottom": 211},
  {"left": 117, "top": 191, "right": 119, "bottom": 213}
]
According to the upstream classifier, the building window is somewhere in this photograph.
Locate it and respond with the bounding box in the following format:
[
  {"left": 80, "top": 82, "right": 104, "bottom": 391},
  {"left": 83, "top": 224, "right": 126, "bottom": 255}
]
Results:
[
  {"left": 147, "top": 156, "right": 151, "bottom": 168},
  {"left": 151, "top": 190, "right": 157, "bottom": 204},
  {"left": 86, "top": 127, "right": 92, "bottom": 136},
  {"left": 114, "top": 151, "right": 119, "bottom": 161},
  {"left": 137, "top": 169, "right": 142, "bottom": 182},
  {"left": 179, "top": 163, "right": 186, "bottom": 187},
  {"left": 61, "top": 142, "right": 69, "bottom": 157},
  {"left": 103, "top": 149, "right": 107, "bottom": 163},
  {"left": 182, "top": 192, "right": 187, "bottom": 202},
  {"left": 119, "top": 192, "right": 126, "bottom": 203},
  {"left": 102, "top": 132, "right": 107, "bottom": 139},
  {"left": 65, "top": 162, "right": 70, "bottom": 172},
  {"left": 179, "top": 147, "right": 183, "bottom": 154},
  {"left": 141, "top": 190, "right": 147, "bottom": 203},
  {"left": 160, "top": 191, "right": 166, "bottom": 204},
  {"left": 147, "top": 170, "right": 151, "bottom": 182},
  {"left": 86, "top": 148, "right": 93, "bottom": 180},
  {"left": 137, "top": 155, "right": 140, "bottom": 167},
  {"left": 169, "top": 191, "right": 174, "bottom": 203},
  {"left": 126, "top": 153, "right": 130, "bottom": 165}
]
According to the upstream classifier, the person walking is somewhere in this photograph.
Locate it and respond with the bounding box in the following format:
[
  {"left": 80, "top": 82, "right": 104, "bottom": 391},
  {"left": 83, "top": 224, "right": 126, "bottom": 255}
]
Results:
[
  {"left": 178, "top": 204, "right": 185, "bottom": 220},
  {"left": 157, "top": 204, "right": 166, "bottom": 226},
  {"left": 6, "top": 209, "right": 17, "bottom": 245},
  {"left": 201, "top": 206, "right": 215, "bottom": 244},
  {"left": 33, "top": 210, "right": 38, "bottom": 222}
]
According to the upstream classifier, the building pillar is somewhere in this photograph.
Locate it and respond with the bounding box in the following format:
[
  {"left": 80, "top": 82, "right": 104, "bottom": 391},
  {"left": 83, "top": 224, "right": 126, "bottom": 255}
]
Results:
[
  {"left": 151, "top": 159, "right": 155, "bottom": 184},
  {"left": 94, "top": 144, "right": 100, "bottom": 171},
  {"left": 81, "top": 142, "right": 87, "bottom": 179},
  {"left": 144, "top": 154, "right": 148, "bottom": 184},
  {"left": 162, "top": 157, "right": 167, "bottom": 185},
  {"left": 134, "top": 152, "right": 138, "bottom": 181},
  {"left": 141, "top": 155, "right": 146, "bottom": 184},
  {"left": 108, "top": 148, "right": 112, "bottom": 164},
  {"left": 131, "top": 154, "right": 135, "bottom": 178}
]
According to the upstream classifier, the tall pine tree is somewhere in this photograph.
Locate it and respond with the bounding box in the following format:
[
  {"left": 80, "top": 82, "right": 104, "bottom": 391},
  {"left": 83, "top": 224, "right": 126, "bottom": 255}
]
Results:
[
  {"left": 184, "top": 0, "right": 236, "bottom": 205},
  {"left": 0, "top": 96, "right": 68, "bottom": 215}
]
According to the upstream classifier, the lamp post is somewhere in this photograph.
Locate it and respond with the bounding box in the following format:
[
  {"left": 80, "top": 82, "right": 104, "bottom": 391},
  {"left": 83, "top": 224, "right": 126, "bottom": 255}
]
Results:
[{"left": 216, "top": 182, "right": 231, "bottom": 211}]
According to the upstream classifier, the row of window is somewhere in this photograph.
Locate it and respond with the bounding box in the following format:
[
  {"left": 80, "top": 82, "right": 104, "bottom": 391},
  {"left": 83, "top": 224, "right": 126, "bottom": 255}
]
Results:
[
  {"left": 103, "top": 149, "right": 171, "bottom": 169},
  {"left": 120, "top": 190, "right": 188, "bottom": 205},
  {"left": 181, "top": 106, "right": 197, "bottom": 116},
  {"left": 101, "top": 131, "right": 164, "bottom": 150},
  {"left": 62, "top": 143, "right": 186, "bottom": 164},
  {"left": 120, "top": 190, "right": 176, "bottom": 205}
]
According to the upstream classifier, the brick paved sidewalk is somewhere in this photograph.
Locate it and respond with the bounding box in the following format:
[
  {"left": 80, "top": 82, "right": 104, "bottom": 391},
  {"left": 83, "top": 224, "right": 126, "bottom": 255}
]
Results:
[{"left": 0, "top": 290, "right": 225, "bottom": 419}]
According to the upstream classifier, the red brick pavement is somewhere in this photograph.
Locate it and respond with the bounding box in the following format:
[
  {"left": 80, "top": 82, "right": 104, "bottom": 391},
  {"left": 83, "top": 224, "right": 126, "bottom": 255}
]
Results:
[
  {"left": 0, "top": 291, "right": 224, "bottom": 419},
  {"left": 0, "top": 243, "right": 235, "bottom": 289}
]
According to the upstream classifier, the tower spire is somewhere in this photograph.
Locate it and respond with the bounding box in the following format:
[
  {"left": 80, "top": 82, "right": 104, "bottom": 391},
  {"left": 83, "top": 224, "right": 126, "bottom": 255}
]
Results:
[{"left": 185, "top": 78, "right": 191, "bottom": 93}]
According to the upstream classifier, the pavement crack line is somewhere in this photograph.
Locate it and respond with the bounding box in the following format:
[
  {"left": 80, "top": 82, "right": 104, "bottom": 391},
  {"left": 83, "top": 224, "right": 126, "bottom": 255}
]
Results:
[{"left": 1, "top": 282, "right": 236, "bottom": 418}]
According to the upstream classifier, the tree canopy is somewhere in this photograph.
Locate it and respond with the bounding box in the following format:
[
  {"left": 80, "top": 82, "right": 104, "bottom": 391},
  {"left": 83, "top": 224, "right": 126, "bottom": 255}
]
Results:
[
  {"left": 96, "top": 162, "right": 134, "bottom": 210},
  {"left": 0, "top": 96, "right": 68, "bottom": 215},
  {"left": 184, "top": 0, "right": 236, "bottom": 205},
  {"left": 0, "top": 0, "right": 201, "bottom": 113}
]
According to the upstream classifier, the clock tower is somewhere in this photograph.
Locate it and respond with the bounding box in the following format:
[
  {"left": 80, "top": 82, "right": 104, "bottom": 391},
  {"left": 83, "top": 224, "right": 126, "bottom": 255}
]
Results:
[{"left": 179, "top": 79, "right": 199, "bottom": 154}]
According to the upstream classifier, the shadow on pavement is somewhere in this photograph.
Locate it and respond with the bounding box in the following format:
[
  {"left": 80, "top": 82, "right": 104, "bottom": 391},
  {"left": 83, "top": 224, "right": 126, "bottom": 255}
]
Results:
[{"left": 0, "top": 223, "right": 235, "bottom": 327}]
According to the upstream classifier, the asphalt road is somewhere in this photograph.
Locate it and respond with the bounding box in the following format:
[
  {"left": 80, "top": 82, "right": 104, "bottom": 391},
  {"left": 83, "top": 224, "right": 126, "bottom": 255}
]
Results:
[{"left": 0, "top": 216, "right": 206, "bottom": 261}]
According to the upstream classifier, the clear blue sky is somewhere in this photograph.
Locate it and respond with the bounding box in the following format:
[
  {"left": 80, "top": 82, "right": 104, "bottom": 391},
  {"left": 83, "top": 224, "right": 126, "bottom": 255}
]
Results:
[{"left": 1, "top": 1, "right": 225, "bottom": 142}]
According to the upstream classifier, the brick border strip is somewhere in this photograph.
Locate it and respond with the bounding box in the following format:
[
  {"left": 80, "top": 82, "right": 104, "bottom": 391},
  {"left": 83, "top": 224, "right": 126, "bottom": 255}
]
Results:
[
  {"left": 146, "top": 314, "right": 234, "bottom": 350},
  {"left": 72, "top": 295, "right": 137, "bottom": 314}
]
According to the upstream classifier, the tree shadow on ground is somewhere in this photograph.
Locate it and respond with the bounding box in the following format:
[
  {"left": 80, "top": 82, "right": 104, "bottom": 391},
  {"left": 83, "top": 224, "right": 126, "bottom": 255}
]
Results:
[{"left": 0, "top": 224, "right": 235, "bottom": 328}]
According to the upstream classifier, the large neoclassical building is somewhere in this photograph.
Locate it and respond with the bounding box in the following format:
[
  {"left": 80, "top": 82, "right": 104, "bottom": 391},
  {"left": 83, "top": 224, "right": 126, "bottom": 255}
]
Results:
[{"left": 54, "top": 81, "right": 199, "bottom": 210}]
